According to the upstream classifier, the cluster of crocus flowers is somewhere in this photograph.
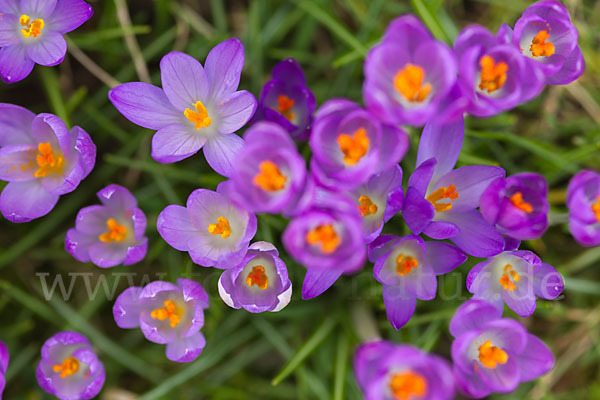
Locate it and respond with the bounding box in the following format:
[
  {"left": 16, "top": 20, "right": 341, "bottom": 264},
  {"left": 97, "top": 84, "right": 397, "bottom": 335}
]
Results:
[
  {"left": 0, "top": 0, "right": 93, "bottom": 83},
  {"left": 65, "top": 184, "right": 148, "bottom": 268},
  {"left": 0, "top": 341, "right": 7, "bottom": 399},
  {"left": 0, "top": 104, "right": 96, "bottom": 222},
  {"left": 567, "top": 170, "right": 600, "bottom": 246}
]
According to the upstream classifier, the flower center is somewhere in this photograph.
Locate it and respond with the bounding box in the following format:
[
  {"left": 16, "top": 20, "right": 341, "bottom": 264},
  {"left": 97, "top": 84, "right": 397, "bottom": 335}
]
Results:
[
  {"left": 99, "top": 218, "right": 128, "bottom": 242},
  {"left": 246, "top": 265, "right": 269, "bottom": 290},
  {"left": 150, "top": 299, "right": 181, "bottom": 328},
  {"left": 478, "top": 340, "right": 508, "bottom": 369},
  {"left": 52, "top": 356, "right": 79, "bottom": 379},
  {"left": 498, "top": 264, "right": 520, "bottom": 291},
  {"left": 337, "top": 127, "right": 369, "bottom": 165},
  {"left": 396, "top": 254, "right": 419, "bottom": 276},
  {"left": 478, "top": 55, "right": 508, "bottom": 94},
  {"left": 530, "top": 30, "right": 555, "bottom": 57},
  {"left": 184, "top": 101, "right": 212, "bottom": 130},
  {"left": 207, "top": 216, "right": 232, "bottom": 239},
  {"left": 34, "top": 142, "right": 64, "bottom": 178},
  {"left": 276, "top": 94, "right": 295, "bottom": 122},
  {"left": 591, "top": 196, "right": 600, "bottom": 222},
  {"left": 253, "top": 161, "right": 287, "bottom": 192},
  {"left": 510, "top": 192, "right": 533, "bottom": 213},
  {"left": 306, "top": 224, "right": 340, "bottom": 254},
  {"left": 426, "top": 184, "right": 459, "bottom": 213},
  {"left": 20, "top": 15, "right": 44, "bottom": 38},
  {"left": 393, "top": 64, "right": 431, "bottom": 103},
  {"left": 357, "top": 195, "right": 378, "bottom": 217},
  {"left": 388, "top": 371, "right": 427, "bottom": 400}
]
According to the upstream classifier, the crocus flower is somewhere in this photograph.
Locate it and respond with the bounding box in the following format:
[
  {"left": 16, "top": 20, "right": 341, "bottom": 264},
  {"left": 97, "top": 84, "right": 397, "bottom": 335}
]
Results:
[
  {"left": 368, "top": 234, "right": 467, "bottom": 329},
  {"left": 310, "top": 98, "right": 408, "bottom": 190},
  {"left": 109, "top": 39, "right": 257, "bottom": 177},
  {"left": 36, "top": 331, "right": 105, "bottom": 400},
  {"left": 454, "top": 25, "right": 545, "bottom": 117},
  {"left": 0, "top": 341, "right": 8, "bottom": 399},
  {"left": 354, "top": 340, "right": 455, "bottom": 400},
  {"left": 363, "top": 15, "right": 458, "bottom": 126},
  {"left": 0, "top": 104, "right": 96, "bottom": 222},
  {"left": 467, "top": 250, "right": 564, "bottom": 316},
  {"left": 157, "top": 185, "right": 257, "bottom": 269},
  {"left": 113, "top": 279, "right": 209, "bottom": 363},
  {"left": 254, "top": 58, "right": 316, "bottom": 140},
  {"left": 65, "top": 184, "right": 147, "bottom": 268},
  {"left": 480, "top": 173, "right": 549, "bottom": 240},
  {"left": 218, "top": 241, "right": 292, "bottom": 313},
  {"left": 0, "top": 0, "right": 93, "bottom": 83},
  {"left": 450, "top": 299, "right": 554, "bottom": 398},
  {"left": 402, "top": 118, "right": 505, "bottom": 257},
  {"left": 567, "top": 170, "right": 600, "bottom": 246}
]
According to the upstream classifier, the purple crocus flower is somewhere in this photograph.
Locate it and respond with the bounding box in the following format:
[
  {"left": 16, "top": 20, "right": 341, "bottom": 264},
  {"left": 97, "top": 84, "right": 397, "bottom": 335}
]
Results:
[
  {"left": 65, "top": 184, "right": 147, "bottom": 268},
  {"left": 467, "top": 250, "right": 564, "bottom": 317},
  {"left": 109, "top": 39, "right": 257, "bottom": 177},
  {"left": 354, "top": 340, "right": 455, "bottom": 400},
  {"left": 218, "top": 241, "right": 292, "bottom": 313},
  {"left": 157, "top": 185, "right": 257, "bottom": 269},
  {"left": 402, "top": 118, "right": 505, "bottom": 257},
  {"left": 254, "top": 58, "right": 316, "bottom": 141},
  {"left": 368, "top": 234, "right": 467, "bottom": 329},
  {"left": 113, "top": 279, "right": 209, "bottom": 363},
  {"left": 0, "top": 341, "right": 8, "bottom": 399},
  {"left": 567, "top": 170, "right": 600, "bottom": 246},
  {"left": 454, "top": 25, "right": 545, "bottom": 117},
  {"left": 450, "top": 299, "right": 554, "bottom": 398},
  {"left": 0, "top": 104, "right": 96, "bottom": 223},
  {"left": 0, "top": 0, "right": 93, "bottom": 83},
  {"left": 480, "top": 173, "right": 549, "bottom": 240},
  {"left": 350, "top": 165, "right": 404, "bottom": 243},
  {"left": 36, "top": 331, "right": 105, "bottom": 400},
  {"left": 310, "top": 99, "right": 408, "bottom": 191}
]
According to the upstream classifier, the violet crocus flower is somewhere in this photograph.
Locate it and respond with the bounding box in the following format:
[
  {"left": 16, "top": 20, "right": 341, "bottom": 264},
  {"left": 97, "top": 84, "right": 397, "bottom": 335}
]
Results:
[
  {"left": 0, "top": 104, "right": 96, "bottom": 222},
  {"left": 454, "top": 25, "right": 545, "bottom": 117},
  {"left": 109, "top": 39, "right": 257, "bottom": 177},
  {"left": 354, "top": 340, "right": 455, "bottom": 400},
  {"left": 36, "top": 331, "right": 105, "bottom": 400},
  {"left": 65, "top": 184, "right": 147, "bottom": 268},
  {"left": 480, "top": 173, "right": 549, "bottom": 240},
  {"left": 254, "top": 58, "right": 316, "bottom": 141},
  {"left": 567, "top": 170, "right": 600, "bottom": 246},
  {"left": 157, "top": 185, "right": 257, "bottom": 269},
  {"left": 0, "top": 0, "right": 93, "bottom": 83},
  {"left": 450, "top": 300, "right": 554, "bottom": 398},
  {"left": 402, "top": 118, "right": 505, "bottom": 257},
  {"left": 467, "top": 250, "right": 564, "bottom": 317},
  {"left": 113, "top": 279, "right": 209, "bottom": 363},
  {"left": 368, "top": 234, "right": 467, "bottom": 329},
  {"left": 218, "top": 241, "right": 292, "bottom": 313},
  {"left": 0, "top": 341, "right": 8, "bottom": 399},
  {"left": 310, "top": 99, "right": 408, "bottom": 190}
]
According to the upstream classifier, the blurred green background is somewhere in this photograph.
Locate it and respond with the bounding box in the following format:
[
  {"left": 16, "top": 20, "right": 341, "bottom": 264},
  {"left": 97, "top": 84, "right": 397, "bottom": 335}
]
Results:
[{"left": 0, "top": 0, "right": 599, "bottom": 399}]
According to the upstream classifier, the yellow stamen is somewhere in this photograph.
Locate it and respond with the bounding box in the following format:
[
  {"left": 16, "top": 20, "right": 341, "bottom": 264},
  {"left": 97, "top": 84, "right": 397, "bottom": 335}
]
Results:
[
  {"left": 426, "top": 184, "right": 459, "bottom": 213},
  {"left": 478, "top": 340, "right": 508, "bottom": 369},
  {"left": 591, "top": 195, "right": 600, "bottom": 222},
  {"left": 34, "top": 142, "right": 64, "bottom": 178},
  {"left": 52, "top": 357, "right": 79, "bottom": 379},
  {"left": 276, "top": 94, "right": 295, "bottom": 122},
  {"left": 388, "top": 371, "right": 427, "bottom": 400},
  {"left": 479, "top": 55, "right": 508, "bottom": 94},
  {"left": 99, "top": 218, "right": 128, "bottom": 242},
  {"left": 184, "top": 101, "right": 212, "bottom": 130},
  {"left": 396, "top": 254, "right": 419, "bottom": 276},
  {"left": 498, "top": 264, "right": 520, "bottom": 291},
  {"left": 253, "top": 161, "right": 287, "bottom": 192},
  {"left": 337, "top": 127, "right": 369, "bottom": 165},
  {"left": 246, "top": 265, "right": 269, "bottom": 290},
  {"left": 306, "top": 224, "right": 340, "bottom": 254},
  {"left": 530, "top": 30, "right": 555, "bottom": 57},
  {"left": 207, "top": 216, "right": 232, "bottom": 239},
  {"left": 510, "top": 192, "right": 533, "bottom": 213},
  {"left": 358, "top": 195, "right": 378, "bottom": 217},
  {"left": 393, "top": 64, "right": 432, "bottom": 103},
  {"left": 150, "top": 299, "right": 181, "bottom": 328},
  {"left": 20, "top": 14, "right": 44, "bottom": 38}
]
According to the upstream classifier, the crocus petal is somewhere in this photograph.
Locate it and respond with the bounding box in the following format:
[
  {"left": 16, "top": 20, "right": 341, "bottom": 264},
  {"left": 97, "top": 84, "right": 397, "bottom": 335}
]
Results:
[
  {"left": 165, "top": 332, "right": 206, "bottom": 363},
  {"left": 64, "top": 228, "right": 94, "bottom": 262},
  {"left": 179, "top": 278, "right": 209, "bottom": 308},
  {"left": 382, "top": 285, "right": 417, "bottom": 330},
  {"left": 516, "top": 333, "right": 554, "bottom": 381},
  {"left": 451, "top": 330, "right": 482, "bottom": 375},
  {"left": 88, "top": 242, "right": 128, "bottom": 268},
  {"left": 422, "top": 220, "right": 459, "bottom": 239},
  {"left": 475, "top": 354, "right": 519, "bottom": 393},
  {"left": 216, "top": 90, "right": 257, "bottom": 134},
  {"left": 376, "top": 124, "right": 409, "bottom": 172},
  {"left": 0, "top": 45, "right": 34, "bottom": 83},
  {"left": 403, "top": 186, "right": 435, "bottom": 234},
  {"left": 0, "top": 341, "right": 9, "bottom": 373},
  {"left": 547, "top": 46, "right": 585, "bottom": 85},
  {"left": 0, "top": 0, "right": 19, "bottom": 13},
  {"left": 449, "top": 299, "right": 502, "bottom": 338},
  {"left": 96, "top": 184, "right": 137, "bottom": 211},
  {"left": 502, "top": 276, "right": 536, "bottom": 317},
  {"left": 47, "top": 0, "right": 93, "bottom": 33},
  {"left": 151, "top": 123, "right": 206, "bottom": 163},
  {"left": 425, "top": 241, "right": 467, "bottom": 275},
  {"left": 442, "top": 210, "right": 504, "bottom": 257},
  {"left": 0, "top": 103, "right": 35, "bottom": 146},
  {"left": 408, "top": 158, "right": 436, "bottom": 195},
  {"left": 0, "top": 144, "right": 36, "bottom": 181},
  {"left": 205, "top": 38, "right": 244, "bottom": 102},
  {"left": 124, "top": 238, "right": 147, "bottom": 266},
  {"left": 160, "top": 51, "right": 210, "bottom": 111},
  {"left": 534, "top": 263, "right": 564, "bottom": 300},
  {"left": 203, "top": 133, "right": 245, "bottom": 177},
  {"left": 156, "top": 205, "right": 201, "bottom": 251},
  {"left": 302, "top": 268, "right": 342, "bottom": 300},
  {"left": 112, "top": 286, "right": 144, "bottom": 328},
  {"left": 0, "top": 13, "right": 19, "bottom": 46},
  {"left": 26, "top": 31, "right": 67, "bottom": 66},
  {"left": 20, "top": 0, "right": 57, "bottom": 18},
  {"left": 0, "top": 180, "right": 59, "bottom": 222},
  {"left": 416, "top": 117, "right": 464, "bottom": 182}
]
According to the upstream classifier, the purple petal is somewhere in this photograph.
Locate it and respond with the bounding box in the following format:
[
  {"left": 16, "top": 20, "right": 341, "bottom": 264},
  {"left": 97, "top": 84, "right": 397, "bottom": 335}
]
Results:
[
  {"left": 205, "top": 38, "right": 244, "bottom": 102},
  {"left": 416, "top": 117, "right": 464, "bottom": 182},
  {"left": 0, "top": 180, "right": 59, "bottom": 222},
  {"left": 20, "top": 0, "right": 57, "bottom": 17},
  {"left": 442, "top": 210, "right": 504, "bottom": 257},
  {"left": 0, "top": 0, "right": 19, "bottom": 13},
  {"left": 424, "top": 241, "right": 467, "bottom": 275},
  {"left": 218, "top": 270, "right": 240, "bottom": 309},
  {"left": 156, "top": 205, "right": 200, "bottom": 251},
  {"left": 0, "top": 103, "right": 35, "bottom": 146},
  {"left": 47, "top": 0, "right": 93, "bottom": 33},
  {"left": 123, "top": 238, "right": 147, "bottom": 266},
  {"left": 449, "top": 299, "right": 502, "bottom": 338},
  {"left": 272, "top": 57, "right": 306, "bottom": 86},
  {"left": 475, "top": 354, "right": 519, "bottom": 393},
  {"left": 160, "top": 51, "right": 210, "bottom": 111},
  {"left": 367, "top": 234, "right": 399, "bottom": 263},
  {"left": 502, "top": 275, "right": 536, "bottom": 317},
  {"left": 0, "top": 45, "right": 34, "bottom": 83},
  {"left": 382, "top": 284, "right": 416, "bottom": 330},
  {"left": 64, "top": 228, "right": 95, "bottom": 262},
  {"left": 302, "top": 268, "right": 342, "bottom": 299},
  {"left": 113, "top": 286, "right": 144, "bottom": 328},
  {"left": 376, "top": 124, "right": 409, "bottom": 172},
  {"left": 547, "top": 45, "right": 585, "bottom": 85},
  {"left": 534, "top": 263, "right": 564, "bottom": 300},
  {"left": 434, "top": 166, "right": 506, "bottom": 212},
  {"left": 516, "top": 333, "right": 554, "bottom": 381},
  {"left": 216, "top": 90, "right": 257, "bottom": 134},
  {"left": 151, "top": 123, "right": 206, "bottom": 163},
  {"left": 88, "top": 242, "right": 128, "bottom": 268},
  {"left": 408, "top": 157, "right": 436, "bottom": 195},
  {"left": 451, "top": 330, "right": 482, "bottom": 375},
  {"left": 75, "top": 205, "right": 109, "bottom": 235},
  {"left": 97, "top": 184, "right": 137, "bottom": 211},
  {"left": 0, "top": 13, "right": 19, "bottom": 46},
  {"left": 179, "top": 278, "right": 209, "bottom": 308},
  {"left": 0, "top": 341, "right": 9, "bottom": 373},
  {"left": 203, "top": 133, "right": 244, "bottom": 177},
  {"left": 0, "top": 144, "right": 36, "bottom": 181},
  {"left": 26, "top": 31, "right": 67, "bottom": 66},
  {"left": 165, "top": 332, "right": 206, "bottom": 363},
  {"left": 422, "top": 220, "right": 459, "bottom": 239},
  {"left": 402, "top": 186, "right": 435, "bottom": 234}
]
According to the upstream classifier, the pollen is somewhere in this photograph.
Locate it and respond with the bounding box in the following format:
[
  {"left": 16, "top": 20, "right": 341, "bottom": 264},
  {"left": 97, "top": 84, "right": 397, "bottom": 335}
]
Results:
[
  {"left": 592, "top": 196, "right": 600, "bottom": 222},
  {"left": 530, "top": 30, "right": 555, "bottom": 57},
  {"left": 99, "top": 218, "right": 128, "bottom": 242},
  {"left": 478, "top": 340, "right": 508, "bottom": 369},
  {"left": 388, "top": 371, "right": 427, "bottom": 400},
  {"left": 253, "top": 161, "right": 287, "bottom": 192},
  {"left": 151, "top": 299, "right": 181, "bottom": 328},
  {"left": 510, "top": 192, "right": 533, "bottom": 213},
  {"left": 52, "top": 357, "right": 79, "bottom": 379},
  {"left": 358, "top": 195, "right": 378, "bottom": 217},
  {"left": 426, "top": 184, "right": 459, "bottom": 213},
  {"left": 393, "top": 64, "right": 432, "bottom": 103},
  {"left": 478, "top": 55, "right": 508, "bottom": 94},
  {"left": 207, "top": 216, "right": 232, "bottom": 239},
  {"left": 246, "top": 265, "right": 269, "bottom": 290},
  {"left": 184, "top": 101, "right": 212, "bottom": 130},
  {"left": 396, "top": 254, "right": 419, "bottom": 276},
  {"left": 34, "top": 142, "right": 64, "bottom": 178},
  {"left": 306, "top": 224, "right": 340, "bottom": 254},
  {"left": 276, "top": 94, "right": 295, "bottom": 122},
  {"left": 337, "top": 127, "right": 369, "bottom": 165},
  {"left": 498, "top": 264, "right": 520, "bottom": 291},
  {"left": 20, "top": 14, "right": 44, "bottom": 38}
]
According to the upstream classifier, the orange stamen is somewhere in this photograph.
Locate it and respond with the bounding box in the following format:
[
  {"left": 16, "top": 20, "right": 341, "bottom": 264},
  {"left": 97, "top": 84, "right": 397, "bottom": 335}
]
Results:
[
  {"left": 530, "top": 30, "right": 555, "bottom": 57},
  {"left": 388, "top": 371, "right": 427, "bottom": 400},
  {"left": 498, "top": 264, "right": 520, "bottom": 291},
  {"left": 337, "top": 127, "right": 369, "bottom": 165},
  {"left": 591, "top": 196, "right": 600, "bottom": 222},
  {"left": 246, "top": 265, "right": 269, "bottom": 289},
  {"left": 150, "top": 299, "right": 181, "bottom": 328},
  {"left": 357, "top": 195, "right": 378, "bottom": 217},
  {"left": 276, "top": 94, "right": 295, "bottom": 121},
  {"left": 478, "top": 340, "right": 508, "bottom": 369},
  {"left": 52, "top": 357, "right": 79, "bottom": 379},
  {"left": 184, "top": 101, "right": 212, "bottom": 130},
  {"left": 393, "top": 64, "right": 432, "bottom": 103},
  {"left": 479, "top": 55, "right": 508, "bottom": 94},
  {"left": 306, "top": 224, "right": 340, "bottom": 254},
  {"left": 98, "top": 218, "right": 128, "bottom": 242},
  {"left": 426, "top": 184, "right": 459, "bottom": 213},
  {"left": 20, "top": 15, "right": 44, "bottom": 38},
  {"left": 34, "top": 142, "right": 64, "bottom": 178},
  {"left": 396, "top": 254, "right": 419, "bottom": 276},
  {"left": 253, "top": 161, "right": 287, "bottom": 192},
  {"left": 510, "top": 192, "right": 533, "bottom": 213},
  {"left": 207, "top": 216, "right": 232, "bottom": 239}
]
